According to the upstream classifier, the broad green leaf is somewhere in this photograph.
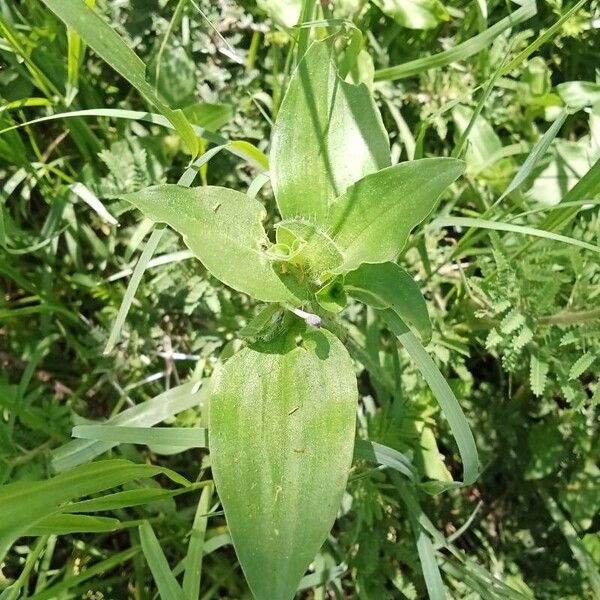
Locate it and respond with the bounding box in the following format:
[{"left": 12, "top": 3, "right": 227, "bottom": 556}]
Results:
[
  {"left": 257, "top": 0, "right": 302, "bottom": 27},
  {"left": 0, "top": 460, "right": 189, "bottom": 544},
  {"left": 40, "top": 0, "right": 199, "bottom": 156},
  {"left": 123, "top": 184, "right": 301, "bottom": 303},
  {"left": 345, "top": 262, "right": 432, "bottom": 342},
  {"left": 557, "top": 81, "right": 600, "bottom": 109},
  {"left": 327, "top": 159, "right": 465, "bottom": 271},
  {"left": 371, "top": 0, "right": 449, "bottom": 30},
  {"left": 271, "top": 40, "right": 390, "bottom": 222},
  {"left": 209, "top": 328, "right": 357, "bottom": 600}
]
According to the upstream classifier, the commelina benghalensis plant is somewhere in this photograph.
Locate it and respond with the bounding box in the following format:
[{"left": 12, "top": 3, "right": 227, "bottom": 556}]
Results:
[{"left": 125, "top": 40, "right": 476, "bottom": 600}]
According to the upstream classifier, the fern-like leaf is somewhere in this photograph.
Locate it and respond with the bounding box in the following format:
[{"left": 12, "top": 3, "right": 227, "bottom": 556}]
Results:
[
  {"left": 569, "top": 352, "right": 596, "bottom": 380},
  {"left": 530, "top": 355, "right": 548, "bottom": 397}
]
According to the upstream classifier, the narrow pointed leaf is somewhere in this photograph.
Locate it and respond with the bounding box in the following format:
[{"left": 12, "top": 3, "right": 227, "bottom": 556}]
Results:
[
  {"left": 327, "top": 159, "right": 465, "bottom": 271},
  {"left": 345, "top": 261, "right": 432, "bottom": 342},
  {"left": 139, "top": 521, "right": 185, "bottom": 600},
  {"left": 40, "top": 0, "right": 199, "bottom": 156},
  {"left": 382, "top": 311, "right": 479, "bottom": 490},
  {"left": 271, "top": 40, "right": 390, "bottom": 222},
  {"left": 209, "top": 328, "right": 357, "bottom": 600},
  {"left": 0, "top": 460, "right": 189, "bottom": 544},
  {"left": 123, "top": 185, "right": 300, "bottom": 303}
]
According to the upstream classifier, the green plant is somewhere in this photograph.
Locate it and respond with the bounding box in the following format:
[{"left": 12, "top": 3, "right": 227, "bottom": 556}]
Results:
[
  {"left": 122, "top": 39, "right": 475, "bottom": 599},
  {"left": 1, "top": 0, "right": 599, "bottom": 598}
]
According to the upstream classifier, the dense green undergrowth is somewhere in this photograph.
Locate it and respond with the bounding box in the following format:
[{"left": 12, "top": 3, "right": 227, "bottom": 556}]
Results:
[{"left": 0, "top": 0, "right": 599, "bottom": 598}]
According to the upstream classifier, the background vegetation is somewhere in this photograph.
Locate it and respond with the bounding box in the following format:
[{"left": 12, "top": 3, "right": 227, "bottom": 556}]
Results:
[{"left": 0, "top": 0, "right": 599, "bottom": 598}]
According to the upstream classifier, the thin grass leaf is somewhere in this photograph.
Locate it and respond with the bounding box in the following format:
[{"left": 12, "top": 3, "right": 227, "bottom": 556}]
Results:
[
  {"left": 353, "top": 439, "right": 417, "bottom": 482},
  {"left": 452, "top": 50, "right": 508, "bottom": 159},
  {"left": 499, "top": 0, "right": 588, "bottom": 75},
  {"left": 539, "top": 157, "right": 600, "bottom": 232},
  {"left": 382, "top": 311, "right": 479, "bottom": 489},
  {"left": 498, "top": 108, "right": 569, "bottom": 201},
  {"left": 183, "top": 482, "right": 214, "bottom": 598},
  {"left": 51, "top": 380, "right": 205, "bottom": 472},
  {"left": 65, "top": 482, "right": 208, "bottom": 514},
  {"left": 430, "top": 216, "right": 600, "bottom": 254},
  {"left": 374, "top": 0, "right": 536, "bottom": 81},
  {"left": 72, "top": 425, "right": 208, "bottom": 448},
  {"left": 139, "top": 521, "right": 185, "bottom": 600},
  {"left": 40, "top": 0, "right": 200, "bottom": 155},
  {"left": 395, "top": 479, "right": 447, "bottom": 600},
  {"left": 0, "top": 108, "right": 268, "bottom": 168},
  {"left": 26, "top": 514, "right": 120, "bottom": 536},
  {"left": 27, "top": 547, "right": 139, "bottom": 600},
  {"left": 103, "top": 226, "right": 164, "bottom": 354},
  {"left": 297, "top": 563, "right": 347, "bottom": 590},
  {"left": 0, "top": 460, "right": 189, "bottom": 544},
  {"left": 70, "top": 182, "right": 118, "bottom": 225},
  {"left": 540, "top": 491, "right": 600, "bottom": 597}
]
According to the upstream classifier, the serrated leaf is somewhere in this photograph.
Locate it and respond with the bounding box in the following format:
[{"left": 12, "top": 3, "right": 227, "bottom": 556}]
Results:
[
  {"left": 570, "top": 351, "right": 596, "bottom": 380},
  {"left": 500, "top": 309, "right": 525, "bottom": 334},
  {"left": 514, "top": 325, "right": 533, "bottom": 349},
  {"left": 271, "top": 40, "right": 390, "bottom": 222},
  {"left": 485, "top": 328, "right": 503, "bottom": 349},
  {"left": 123, "top": 185, "right": 300, "bottom": 303},
  {"left": 209, "top": 328, "right": 357, "bottom": 600},
  {"left": 327, "top": 159, "right": 465, "bottom": 271},
  {"left": 345, "top": 262, "right": 432, "bottom": 342},
  {"left": 530, "top": 356, "right": 548, "bottom": 397}
]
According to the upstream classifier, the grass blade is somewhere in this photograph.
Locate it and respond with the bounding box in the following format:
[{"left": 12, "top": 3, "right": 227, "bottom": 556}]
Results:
[
  {"left": 40, "top": 0, "right": 199, "bottom": 155},
  {"left": 374, "top": 0, "right": 536, "bottom": 81},
  {"left": 72, "top": 425, "right": 208, "bottom": 448},
  {"left": 353, "top": 439, "right": 417, "bottom": 482},
  {"left": 70, "top": 182, "right": 118, "bottom": 226},
  {"left": 139, "top": 521, "right": 185, "bottom": 600},
  {"left": 51, "top": 380, "right": 205, "bottom": 472},
  {"left": 430, "top": 216, "right": 600, "bottom": 254},
  {"left": 382, "top": 311, "right": 479, "bottom": 488},
  {"left": 183, "top": 482, "right": 214, "bottom": 598},
  {"left": 498, "top": 108, "right": 569, "bottom": 201},
  {"left": 0, "top": 108, "right": 268, "bottom": 168},
  {"left": 103, "top": 226, "right": 165, "bottom": 354},
  {"left": 0, "top": 460, "right": 189, "bottom": 544}
]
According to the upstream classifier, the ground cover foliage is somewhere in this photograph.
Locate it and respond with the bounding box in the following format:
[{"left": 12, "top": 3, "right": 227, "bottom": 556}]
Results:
[{"left": 0, "top": 0, "right": 599, "bottom": 598}]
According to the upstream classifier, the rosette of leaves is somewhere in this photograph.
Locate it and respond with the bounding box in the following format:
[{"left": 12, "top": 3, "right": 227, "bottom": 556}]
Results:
[{"left": 124, "top": 41, "right": 465, "bottom": 600}]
